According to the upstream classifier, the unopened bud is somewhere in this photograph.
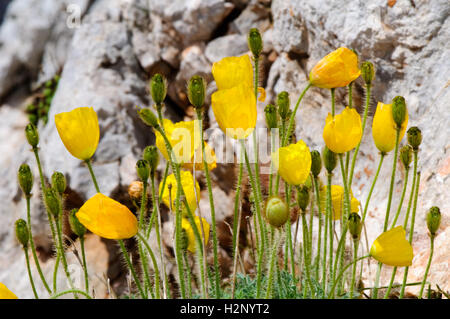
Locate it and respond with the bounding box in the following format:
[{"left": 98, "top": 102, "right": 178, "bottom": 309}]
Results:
[
  {"left": 348, "top": 212, "right": 362, "bottom": 240},
  {"left": 136, "top": 159, "right": 150, "bottom": 182},
  {"left": 264, "top": 196, "right": 289, "bottom": 228},
  {"left": 310, "top": 150, "right": 322, "bottom": 177},
  {"left": 150, "top": 74, "right": 167, "bottom": 105},
  {"left": 426, "top": 206, "right": 441, "bottom": 236},
  {"left": 392, "top": 96, "right": 407, "bottom": 129},
  {"left": 187, "top": 75, "right": 206, "bottom": 109},
  {"left": 15, "top": 219, "right": 29, "bottom": 247},
  {"left": 44, "top": 188, "right": 61, "bottom": 218},
  {"left": 277, "top": 91, "right": 290, "bottom": 120},
  {"left": 322, "top": 146, "right": 337, "bottom": 173},
  {"left": 51, "top": 172, "right": 66, "bottom": 195},
  {"left": 247, "top": 28, "right": 263, "bottom": 58},
  {"left": 143, "top": 145, "right": 159, "bottom": 176},
  {"left": 400, "top": 145, "right": 413, "bottom": 169},
  {"left": 69, "top": 209, "right": 86, "bottom": 238},
  {"left": 264, "top": 104, "right": 278, "bottom": 129},
  {"left": 25, "top": 123, "right": 39, "bottom": 148},
  {"left": 138, "top": 108, "right": 159, "bottom": 128},
  {"left": 296, "top": 185, "right": 310, "bottom": 212},
  {"left": 128, "top": 181, "right": 144, "bottom": 199},
  {"left": 407, "top": 126, "right": 422, "bottom": 150},
  {"left": 18, "top": 164, "right": 33, "bottom": 196},
  {"left": 361, "top": 61, "right": 375, "bottom": 85}
]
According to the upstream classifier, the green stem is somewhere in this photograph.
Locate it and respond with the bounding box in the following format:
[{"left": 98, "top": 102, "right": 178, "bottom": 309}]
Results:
[
  {"left": 79, "top": 236, "right": 89, "bottom": 294},
  {"left": 136, "top": 233, "right": 161, "bottom": 299},
  {"left": 51, "top": 289, "right": 92, "bottom": 299},
  {"left": 118, "top": 239, "right": 146, "bottom": 299},
  {"left": 85, "top": 159, "right": 100, "bottom": 193},
  {"left": 327, "top": 255, "right": 370, "bottom": 298},
  {"left": 362, "top": 153, "right": 385, "bottom": 223},
  {"left": 390, "top": 168, "right": 410, "bottom": 228},
  {"left": 312, "top": 176, "right": 323, "bottom": 281},
  {"left": 137, "top": 180, "right": 152, "bottom": 296},
  {"left": 324, "top": 173, "right": 332, "bottom": 293},
  {"left": 301, "top": 212, "right": 313, "bottom": 297},
  {"left": 419, "top": 236, "right": 435, "bottom": 298},
  {"left": 55, "top": 214, "right": 77, "bottom": 298},
  {"left": 265, "top": 228, "right": 280, "bottom": 299},
  {"left": 283, "top": 84, "right": 311, "bottom": 146},
  {"left": 285, "top": 183, "right": 295, "bottom": 279},
  {"left": 350, "top": 240, "right": 359, "bottom": 298},
  {"left": 24, "top": 246, "right": 39, "bottom": 299}
]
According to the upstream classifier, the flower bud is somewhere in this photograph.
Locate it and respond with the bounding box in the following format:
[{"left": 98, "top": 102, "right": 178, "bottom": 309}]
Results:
[
  {"left": 69, "top": 209, "right": 86, "bottom": 238},
  {"left": 150, "top": 73, "right": 167, "bottom": 105},
  {"left": 400, "top": 145, "right": 413, "bottom": 169},
  {"left": 15, "top": 219, "right": 29, "bottom": 247},
  {"left": 361, "top": 61, "right": 375, "bottom": 85},
  {"left": 18, "top": 164, "right": 33, "bottom": 196},
  {"left": 310, "top": 150, "right": 322, "bottom": 177},
  {"left": 247, "top": 28, "right": 263, "bottom": 58},
  {"left": 264, "top": 196, "right": 289, "bottom": 228},
  {"left": 25, "top": 123, "right": 39, "bottom": 148},
  {"left": 426, "top": 206, "right": 441, "bottom": 236},
  {"left": 51, "top": 172, "right": 66, "bottom": 195},
  {"left": 296, "top": 185, "right": 310, "bottom": 212},
  {"left": 136, "top": 159, "right": 150, "bottom": 182},
  {"left": 392, "top": 96, "right": 407, "bottom": 129},
  {"left": 187, "top": 75, "right": 206, "bottom": 109},
  {"left": 407, "top": 126, "right": 422, "bottom": 150},
  {"left": 128, "top": 181, "right": 144, "bottom": 199},
  {"left": 277, "top": 91, "right": 290, "bottom": 120},
  {"left": 322, "top": 146, "right": 337, "bottom": 173},
  {"left": 348, "top": 212, "right": 362, "bottom": 240},
  {"left": 44, "top": 188, "right": 61, "bottom": 218},
  {"left": 138, "top": 108, "right": 159, "bottom": 128},
  {"left": 143, "top": 145, "right": 159, "bottom": 175},
  {"left": 264, "top": 104, "right": 278, "bottom": 129}
]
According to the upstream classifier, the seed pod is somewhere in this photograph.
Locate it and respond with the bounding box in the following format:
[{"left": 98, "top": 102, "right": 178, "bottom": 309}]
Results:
[
  {"left": 51, "top": 172, "right": 67, "bottom": 195},
  {"left": 426, "top": 206, "right": 441, "bottom": 236},
  {"left": 264, "top": 104, "right": 278, "bottom": 129},
  {"left": 44, "top": 188, "right": 61, "bottom": 218},
  {"left": 361, "top": 61, "right": 375, "bottom": 85},
  {"left": 348, "top": 212, "right": 362, "bottom": 240},
  {"left": 392, "top": 96, "right": 407, "bottom": 129},
  {"left": 143, "top": 145, "right": 159, "bottom": 176},
  {"left": 400, "top": 145, "right": 412, "bottom": 169},
  {"left": 69, "top": 209, "right": 86, "bottom": 238},
  {"left": 18, "top": 164, "right": 33, "bottom": 196},
  {"left": 310, "top": 150, "right": 322, "bottom": 177},
  {"left": 136, "top": 159, "right": 150, "bottom": 182},
  {"left": 138, "top": 108, "right": 159, "bottom": 128},
  {"left": 15, "top": 219, "right": 29, "bottom": 247},
  {"left": 128, "top": 181, "right": 144, "bottom": 199},
  {"left": 264, "top": 196, "right": 289, "bottom": 228},
  {"left": 407, "top": 126, "right": 422, "bottom": 150},
  {"left": 297, "top": 185, "right": 310, "bottom": 212},
  {"left": 25, "top": 123, "right": 39, "bottom": 148},
  {"left": 277, "top": 91, "right": 290, "bottom": 120},
  {"left": 322, "top": 146, "right": 337, "bottom": 173},
  {"left": 247, "top": 28, "right": 263, "bottom": 58},
  {"left": 150, "top": 74, "right": 167, "bottom": 105},
  {"left": 187, "top": 75, "right": 206, "bottom": 109}
]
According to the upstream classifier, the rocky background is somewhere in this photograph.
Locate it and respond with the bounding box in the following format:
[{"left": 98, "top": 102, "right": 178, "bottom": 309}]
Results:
[{"left": 0, "top": 0, "right": 448, "bottom": 298}]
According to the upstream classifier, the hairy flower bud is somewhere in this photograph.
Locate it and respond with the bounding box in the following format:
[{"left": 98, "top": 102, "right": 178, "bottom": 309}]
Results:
[
  {"left": 361, "top": 61, "right": 375, "bottom": 85},
  {"left": 322, "top": 146, "right": 337, "bottom": 173},
  {"left": 264, "top": 104, "right": 278, "bottom": 129},
  {"left": 69, "top": 209, "right": 86, "bottom": 238},
  {"left": 310, "top": 150, "right": 322, "bottom": 177},
  {"left": 136, "top": 159, "right": 150, "bottom": 182},
  {"left": 138, "top": 108, "right": 159, "bottom": 128},
  {"left": 247, "top": 28, "right": 263, "bottom": 58},
  {"left": 15, "top": 219, "right": 29, "bottom": 247},
  {"left": 426, "top": 206, "right": 441, "bottom": 236},
  {"left": 265, "top": 196, "right": 289, "bottom": 228},
  {"left": 400, "top": 145, "right": 413, "bottom": 169},
  {"left": 277, "top": 91, "right": 290, "bottom": 120},
  {"left": 348, "top": 212, "right": 362, "bottom": 240},
  {"left": 143, "top": 145, "right": 159, "bottom": 176},
  {"left": 128, "top": 181, "right": 144, "bottom": 199},
  {"left": 392, "top": 96, "right": 407, "bottom": 129},
  {"left": 187, "top": 75, "right": 206, "bottom": 109},
  {"left": 150, "top": 73, "right": 167, "bottom": 105},
  {"left": 44, "top": 188, "right": 61, "bottom": 218},
  {"left": 25, "top": 123, "right": 39, "bottom": 148},
  {"left": 297, "top": 185, "right": 310, "bottom": 212},
  {"left": 407, "top": 126, "right": 422, "bottom": 150},
  {"left": 51, "top": 172, "right": 66, "bottom": 195},
  {"left": 18, "top": 164, "right": 33, "bottom": 196}
]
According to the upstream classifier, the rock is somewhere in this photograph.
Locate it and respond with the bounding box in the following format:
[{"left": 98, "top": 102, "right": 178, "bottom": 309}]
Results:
[
  {"left": 205, "top": 34, "right": 249, "bottom": 63},
  {"left": 230, "top": 0, "right": 271, "bottom": 35}
]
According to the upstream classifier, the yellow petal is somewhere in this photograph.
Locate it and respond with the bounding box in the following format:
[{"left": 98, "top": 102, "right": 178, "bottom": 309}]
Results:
[
  {"left": 212, "top": 55, "right": 253, "bottom": 90},
  {"left": 323, "top": 107, "right": 362, "bottom": 153},
  {"left": 372, "top": 102, "right": 409, "bottom": 153},
  {"left": 182, "top": 216, "right": 210, "bottom": 253},
  {"left": 76, "top": 193, "right": 138, "bottom": 240},
  {"left": 211, "top": 84, "right": 257, "bottom": 139},
  {"left": 257, "top": 87, "right": 266, "bottom": 102},
  {"left": 370, "top": 226, "right": 414, "bottom": 267},
  {"left": 272, "top": 140, "right": 312, "bottom": 186},
  {"left": 183, "top": 141, "right": 217, "bottom": 171},
  {"left": 55, "top": 107, "right": 100, "bottom": 160},
  {"left": 309, "top": 47, "right": 361, "bottom": 89},
  {"left": 159, "top": 170, "right": 200, "bottom": 213},
  {"left": 0, "top": 283, "right": 18, "bottom": 299}
]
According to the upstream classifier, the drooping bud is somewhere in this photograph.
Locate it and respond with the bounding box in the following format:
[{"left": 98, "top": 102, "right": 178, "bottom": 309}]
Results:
[
  {"left": 391, "top": 96, "right": 407, "bottom": 129},
  {"left": 15, "top": 219, "right": 29, "bottom": 248},
  {"left": 128, "top": 181, "right": 144, "bottom": 199},
  {"left": 25, "top": 123, "right": 39, "bottom": 148},
  {"left": 150, "top": 73, "right": 167, "bottom": 105},
  {"left": 400, "top": 145, "right": 413, "bottom": 169},
  {"left": 277, "top": 91, "right": 290, "bottom": 120},
  {"left": 44, "top": 188, "right": 61, "bottom": 218},
  {"left": 143, "top": 145, "right": 159, "bottom": 176},
  {"left": 361, "top": 61, "right": 375, "bottom": 85},
  {"left": 310, "top": 150, "right": 322, "bottom": 177},
  {"left": 264, "top": 196, "right": 289, "bottom": 228},
  {"left": 348, "top": 212, "right": 362, "bottom": 240},
  {"left": 322, "top": 146, "right": 337, "bottom": 173},
  {"left": 69, "top": 209, "right": 86, "bottom": 238},
  {"left": 264, "top": 104, "right": 278, "bottom": 129},
  {"left": 407, "top": 126, "right": 422, "bottom": 150},
  {"left": 187, "top": 75, "right": 206, "bottom": 109},
  {"left": 426, "top": 206, "right": 441, "bottom": 236},
  {"left": 296, "top": 185, "right": 310, "bottom": 212},
  {"left": 136, "top": 159, "right": 150, "bottom": 182},
  {"left": 18, "top": 164, "right": 33, "bottom": 196},
  {"left": 138, "top": 108, "right": 159, "bottom": 128},
  {"left": 51, "top": 172, "right": 67, "bottom": 195},
  {"left": 247, "top": 28, "right": 263, "bottom": 58}
]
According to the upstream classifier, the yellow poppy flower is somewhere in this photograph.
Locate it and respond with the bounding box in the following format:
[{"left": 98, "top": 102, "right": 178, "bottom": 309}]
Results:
[
  {"left": 211, "top": 83, "right": 257, "bottom": 139},
  {"left": 212, "top": 55, "right": 253, "bottom": 90},
  {"left": 55, "top": 107, "right": 100, "bottom": 160},
  {"left": 181, "top": 216, "right": 210, "bottom": 253},
  {"left": 0, "top": 283, "right": 18, "bottom": 299},
  {"left": 372, "top": 102, "right": 409, "bottom": 153},
  {"left": 323, "top": 107, "right": 362, "bottom": 154},
  {"left": 320, "top": 185, "right": 360, "bottom": 220},
  {"left": 272, "top": 140, "right": 311, "bottom": 186},
  {"left": 160, "top": 170, "right": 200, "bottom": 213},
  {"left": 370, "top": 226, "right": 414, "bottom": 267},
  {"left": 155, "top": 119, "right": 201, "bottom": 165},
  {"left": 76, "top": 193, "right": 138, "bottom": 240},
  {"left": 183, "top": 142, "right": 217, "bottom": 171},
  {"left": 309, "top": 47, "right": 361, "bottom": 89}
]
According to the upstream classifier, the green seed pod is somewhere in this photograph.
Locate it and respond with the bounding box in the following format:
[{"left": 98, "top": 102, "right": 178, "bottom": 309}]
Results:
[
  {"left": 187, "top": 75, "right": 206, "bottom": 109},
  {"left": 264, "top": 196, "right": 289, "bottom": 228},
  {"left": 15, "top": 219, "right": 29, "bottom": 247},
  {"left": 264, "top": 104, "right": 278, "bottom": 129},
  {"left": 69, "top": 209, "right": 86, "bottom": 238},
  {"left": 25, "top": 123, "right": 39, "bottom": 148},
  {"left": 143, "top": 145, "right": 159, "bottom": 176},
  {"left": 44, "top": 188, "right": 61, "bottom": 218},
  {"left": 348, "top": 212, "right": 362, "bottom": 240},
  {"left": 51, "top": 172, "right": 67, "bottom": 195},
  {"left": 247, "top": 28, "right": 263, "bottom": 58},
  {"left": 322, "top": 146, "right": 337, "bottom": 173},
  {"left": 392, "top": 96, "right": 407, "bottom": 129},
  {"left": 310, "top": 150, "right": 322, "bottom": 177},
  {"left": 426, "top": 206, "right": 441, "bottom": 236},
  {"left": 400, "top": 145, "right": 413, "bottom": 169},
  {"left": 136, "top": 159, "right": 150, "bottom": 182},
  {"left": 138, "top": 108, "right": 159, "bottom": 128},
  {"left": 361, "top": 61, "right": 375, "bottom": 85},
  {"left": 18, "top": 164, "right": 33, "bottom": 196},
  {"left": 296, "top": 185, "right": 310, "bottom": 212},
  {"left": 277, "top": 91, "right": 290, "bottom": 120},
  {"left": 150, "top": 73, "right": 167, "bottom": 105},
  {"left": 407, "top": 126, "right": 422, "bottom": 150}
]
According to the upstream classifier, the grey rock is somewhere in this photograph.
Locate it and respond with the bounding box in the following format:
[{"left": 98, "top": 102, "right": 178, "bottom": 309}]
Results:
[
  {"left": 205, "top": 34, "right": 249, "bottom": 63},
  {"left": 230, "top": 0, "right": 271, "bottom": 35}
]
